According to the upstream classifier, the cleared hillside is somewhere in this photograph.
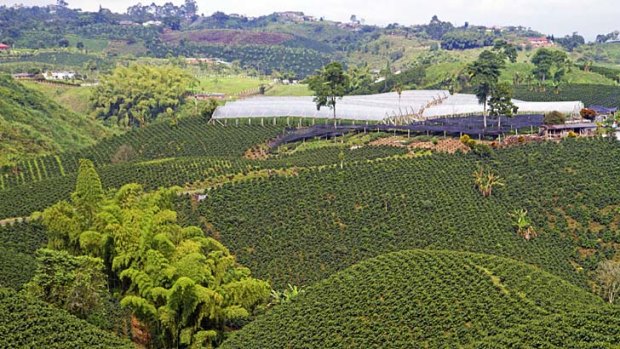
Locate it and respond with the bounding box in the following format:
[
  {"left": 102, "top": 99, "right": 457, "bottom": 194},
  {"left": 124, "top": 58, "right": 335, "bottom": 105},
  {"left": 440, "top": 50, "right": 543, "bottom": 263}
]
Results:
[
  {"left": 222, "top": 250, "right": 620, "bottom": 348},
  {"left": 0, "top": 75, "right": 110, "bottom": 166}
]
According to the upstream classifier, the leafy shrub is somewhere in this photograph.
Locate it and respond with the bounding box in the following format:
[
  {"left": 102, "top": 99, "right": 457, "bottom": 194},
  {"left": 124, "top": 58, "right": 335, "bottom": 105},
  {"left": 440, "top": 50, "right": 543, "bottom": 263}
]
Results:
[{"left": 543, "top": 111, "right": 566, "bottom": 125}]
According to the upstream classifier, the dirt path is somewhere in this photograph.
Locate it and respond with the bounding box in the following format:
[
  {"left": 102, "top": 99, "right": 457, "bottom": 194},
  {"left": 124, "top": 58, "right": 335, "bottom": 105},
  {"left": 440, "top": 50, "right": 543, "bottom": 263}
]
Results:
[{"left": 0, "top": 217, "right": 30, "bottom": 227}]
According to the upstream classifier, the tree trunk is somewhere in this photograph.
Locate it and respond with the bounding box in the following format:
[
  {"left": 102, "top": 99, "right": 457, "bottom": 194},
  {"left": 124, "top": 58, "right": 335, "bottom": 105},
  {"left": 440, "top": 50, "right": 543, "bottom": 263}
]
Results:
[
  {"left": 483, "top": 100, "right": 487, "bottom": 128},
  {"left": 498, "top": 116, "right": 501, "bottom": 128},
  {"left": 333, "top": 101, "right": 337, "bottom": 128}
]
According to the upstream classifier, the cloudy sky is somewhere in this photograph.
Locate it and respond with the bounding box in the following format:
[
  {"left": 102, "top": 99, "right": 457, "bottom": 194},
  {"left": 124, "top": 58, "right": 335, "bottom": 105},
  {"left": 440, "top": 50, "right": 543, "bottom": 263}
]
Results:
[{"left": 4, "top": 0, "right": 619, "bottom": 40}]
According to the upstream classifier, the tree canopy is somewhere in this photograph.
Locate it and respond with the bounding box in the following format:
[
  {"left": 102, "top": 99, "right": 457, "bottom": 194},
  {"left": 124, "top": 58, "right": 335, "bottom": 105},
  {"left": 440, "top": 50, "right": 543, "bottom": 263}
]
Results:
[
  {"left": 307, "top": 62, "right": 350, "bottom": 125},
  {"left": 91, "top": 64, "right": 195, "bottom": 127},
  {"left": 37, "top": 159, "right": 270, "bottom": 348},
  {"left": 531, "top": 48, "right": 570, "bottom": 84}
]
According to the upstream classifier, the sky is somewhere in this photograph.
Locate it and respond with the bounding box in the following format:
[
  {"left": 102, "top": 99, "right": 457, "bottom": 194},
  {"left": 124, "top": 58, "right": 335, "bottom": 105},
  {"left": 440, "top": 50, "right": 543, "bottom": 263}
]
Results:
[{"left": 4, "top": 0, "right": 619, "bottom": 41}]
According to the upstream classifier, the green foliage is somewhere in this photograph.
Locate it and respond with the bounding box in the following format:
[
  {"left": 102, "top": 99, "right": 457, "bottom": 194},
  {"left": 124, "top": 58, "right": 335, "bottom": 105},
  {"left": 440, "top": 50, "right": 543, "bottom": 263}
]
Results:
[
  {"left": 25, "top": 249, "right": 107, "bottom": 318},
  {"left": 488, "top": 82, "right": 518, "bottom": 117},
  {"left": 0, "top": 222, "right": 46, "bottom": 290},
  {"left": 0, "top": 288, "right": 133, "bottom": 348},
  {"left": 0, "top": 74, "right": 110, "bottom": 166},
  {"left": 38, "top": 164, "right": 271, "bottom": 348},
  {"left": 182, "top": 139, "right": 620, "bottom": 289},
  {"left": 513, "top": 84, "right": 620, "bottom": 109},
  {"left": 510, "top": 209, "right": 538, "bottom": 240},
  {"left": 466, "top": 50, "right": 507, "bottom": 126},
  {"left": 543, "top": 111, "right": 567, "bottom": 125},
  {"left": 222, "top": 250, "right": 620, "bottom": 348},
  {"left": 473, "top": 166, "right": 504, "bottom": 197},
  {"left": 92, "top": 64, "right": 195, "bottom": 127},
  {"left": 441, "top": 29, "right": 496, "bottom": 50},
  {"left": 308, "top": 62, "right": 350, "bottom": 121},
  {"left": 531, "top": 48, "right": 570, "bottom": 83}
]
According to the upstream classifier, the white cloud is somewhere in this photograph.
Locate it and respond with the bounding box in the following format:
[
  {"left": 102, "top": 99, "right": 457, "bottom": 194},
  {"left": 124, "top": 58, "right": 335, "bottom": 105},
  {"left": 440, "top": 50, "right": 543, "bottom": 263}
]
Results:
[{"left": 3, "top": 0, "right": 619, "bottom": 40}]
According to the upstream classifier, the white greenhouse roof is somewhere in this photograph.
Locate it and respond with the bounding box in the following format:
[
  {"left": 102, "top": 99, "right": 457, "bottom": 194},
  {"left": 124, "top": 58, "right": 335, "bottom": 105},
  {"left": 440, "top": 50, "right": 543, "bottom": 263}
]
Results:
[{"left": 212, "top": 90, "right": 584, "bottom": 121}]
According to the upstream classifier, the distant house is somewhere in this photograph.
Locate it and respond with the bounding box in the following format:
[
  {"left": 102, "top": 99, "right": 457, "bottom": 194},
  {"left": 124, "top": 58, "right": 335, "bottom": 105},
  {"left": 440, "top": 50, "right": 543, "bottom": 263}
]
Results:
[
  {"left": 0, "top": 43, "right": 10, "bottom": 51},
  {"left": 44, "top": 71, "right": 76, "bottom": 80},
  {"left": 119, "top": 20, "right": 139, "bottom": 26},
  {"left": 275, "top": 11, "right": 307, "bottom": 23},
  {"left": 186, "top": 58, "right": 215, "bottom": 65},
  {"left": 143, "top": 20, "right": 163, "bottom": 27},
  {"left": 12, "top": 73, "right": 35, "bottom": 80},
  {"left": 527, "top": 37, "right": 554, "bottom": 48}
]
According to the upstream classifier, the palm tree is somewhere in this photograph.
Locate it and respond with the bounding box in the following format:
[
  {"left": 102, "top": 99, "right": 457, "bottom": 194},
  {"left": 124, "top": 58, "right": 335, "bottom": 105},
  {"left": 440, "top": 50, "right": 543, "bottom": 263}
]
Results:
[
  {"left": 510, "top": 209, "right": 537, "bottom": 240},
  {"left": 473, "top": 167, "right": 505, "bottom": 197}
]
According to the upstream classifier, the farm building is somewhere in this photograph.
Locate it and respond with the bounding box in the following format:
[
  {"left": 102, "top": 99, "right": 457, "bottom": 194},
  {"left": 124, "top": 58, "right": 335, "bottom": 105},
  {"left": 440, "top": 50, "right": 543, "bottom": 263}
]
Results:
[
  {"left": 11, "top": 73, "right": 35, "bottom": 80},
  {"left": 0, "top": 43, "right": 10, "bottom": 50},
  {"left": 526, "top": 37, "right": 554, "bottom": 48},
  {"left": 213, "top": 90, "right": 584, "bottom": 123},
  {"left": 540, "top": 123, "right": 597, "bottom": 137},
  {"left": 44, "top": 71, "right": 76, "bottom": 80}
]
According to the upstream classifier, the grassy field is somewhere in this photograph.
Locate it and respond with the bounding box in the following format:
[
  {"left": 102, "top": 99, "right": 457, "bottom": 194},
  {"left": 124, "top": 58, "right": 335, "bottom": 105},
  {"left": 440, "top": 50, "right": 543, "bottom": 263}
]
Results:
[
  {"left": 265, "top": 84, "right": 312, "bottom": 96},
  {"left": 64, "top": 34, "right": 109, "bottom": 52},
  {"left": 21, "top": 82, "right": 93, "bottom": 115},
  {"left": 194, "top": 75, "right": 269, "bottom": 95}
]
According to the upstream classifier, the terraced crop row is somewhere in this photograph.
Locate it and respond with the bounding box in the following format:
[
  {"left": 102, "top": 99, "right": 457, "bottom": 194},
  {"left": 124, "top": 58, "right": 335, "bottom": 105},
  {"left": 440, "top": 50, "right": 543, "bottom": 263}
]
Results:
[
  {"left": 180, "top": 138, "right": 620, "bottom": 289},
  {"left": 513, "top": 84, "right": 620, "bottom": 108},
  {"left": 222, "top": 250, "right": 620, "bottom": 349},
  {"left": 0, "top": 146, "right": 406, "bottom": 219},
  {"left": 0, "top": 288, "right": 133, "bottom": 349},
  {"left": 0, "top": 222, "right": 46, "bottom": 290},
  {"left": 0, "top": 119, "right": 285, "bottom": 190}
]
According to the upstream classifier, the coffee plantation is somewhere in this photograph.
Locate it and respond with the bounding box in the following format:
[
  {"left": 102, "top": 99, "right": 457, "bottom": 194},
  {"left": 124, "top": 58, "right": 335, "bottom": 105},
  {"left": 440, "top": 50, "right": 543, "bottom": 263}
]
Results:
[{"left": 221, "top": 250, "right": 620, "bottom": 348}]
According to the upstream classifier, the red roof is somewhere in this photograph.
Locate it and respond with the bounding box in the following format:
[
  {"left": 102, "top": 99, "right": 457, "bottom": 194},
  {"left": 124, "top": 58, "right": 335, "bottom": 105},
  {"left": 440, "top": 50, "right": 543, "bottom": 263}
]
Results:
[{"left": 0, "top": 44, "right": 10, "bottom": 49}]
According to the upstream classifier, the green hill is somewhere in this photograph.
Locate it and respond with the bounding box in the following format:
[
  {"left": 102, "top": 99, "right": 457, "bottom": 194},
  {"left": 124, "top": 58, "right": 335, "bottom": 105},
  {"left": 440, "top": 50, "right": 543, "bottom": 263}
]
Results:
[
  {"left": 221, "top": 250, "right": 620, "bottom": 348},
  {"left": 0, "top": 75, "right": 111, "bottom": 166},
  {"left": 182, "top": 138, "right": 620, "bottom": 289},
  {"left": 0, "top": 288, "right": 133, "bottom": 348}
]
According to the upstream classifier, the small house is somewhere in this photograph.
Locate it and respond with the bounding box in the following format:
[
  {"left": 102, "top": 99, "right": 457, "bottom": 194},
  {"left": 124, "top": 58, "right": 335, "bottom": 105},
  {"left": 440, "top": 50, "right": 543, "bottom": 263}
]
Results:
[
  {"left": 44, "top": 71, "right": 76, "bottom": 80},
  {"left": 540, "top": 123, "right": 597, "bottom": 138},
  {"left": 0, "top": 43, "right": 10, "bottom": 51}
]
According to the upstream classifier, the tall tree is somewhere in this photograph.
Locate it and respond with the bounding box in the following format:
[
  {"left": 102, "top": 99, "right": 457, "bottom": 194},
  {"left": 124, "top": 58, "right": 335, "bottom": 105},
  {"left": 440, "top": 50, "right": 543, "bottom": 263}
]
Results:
[
  {"left": 307, "top": 62, "right": 350, "bottom": 126},
  {"left": 71, "top": 159, "right": 104, "bottom": 226},
  {"left": 466, "top": 50, "right": 505, "bottom": 128},
  {"left": 488, "top": 82, "right": 518, "bottom": 127},
  {"left": 531, "top": 48, "right": 569, "bottom": 86}
]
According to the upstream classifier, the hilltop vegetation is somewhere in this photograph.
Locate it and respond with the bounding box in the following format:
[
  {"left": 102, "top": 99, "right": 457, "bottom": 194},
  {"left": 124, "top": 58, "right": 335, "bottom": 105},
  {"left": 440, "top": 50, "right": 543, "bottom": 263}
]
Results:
[
  {"left": 222, "top": 250, "right": 620, "bottom": 348},
  {"left": 0, "top": 75, "right": 111, "bottom": 166}
]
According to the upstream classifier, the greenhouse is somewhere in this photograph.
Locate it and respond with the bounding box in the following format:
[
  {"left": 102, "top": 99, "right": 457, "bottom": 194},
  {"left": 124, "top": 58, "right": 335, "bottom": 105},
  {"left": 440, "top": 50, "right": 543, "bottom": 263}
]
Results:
[{"left": 212, "top": 90, "right": 584, "bottom": 122}]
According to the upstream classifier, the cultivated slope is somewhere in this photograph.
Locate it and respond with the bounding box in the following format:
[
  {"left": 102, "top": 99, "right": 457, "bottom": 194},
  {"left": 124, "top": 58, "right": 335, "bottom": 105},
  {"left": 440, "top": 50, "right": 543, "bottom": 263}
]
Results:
[
  {"left": 0, "top": 75, "right": 110, "bottom": 166},
  {"left": 186, "top": 138, "right": 620, "bottom": 288},
  {"left": 0, "top": 288, "right": 133, "bottom": 348},
  {"left": 222, "top": 250, "right": 620, "bottom": 349}
]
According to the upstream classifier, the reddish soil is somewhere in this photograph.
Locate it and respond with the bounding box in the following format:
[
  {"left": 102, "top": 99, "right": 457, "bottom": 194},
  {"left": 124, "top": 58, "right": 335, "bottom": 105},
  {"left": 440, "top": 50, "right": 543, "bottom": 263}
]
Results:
[
  {"left": 409, "top": 139, "right": 471, "bottom": 154},
  {"left": 161, "top": 29, "right": 293, "bottom": 45}
]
